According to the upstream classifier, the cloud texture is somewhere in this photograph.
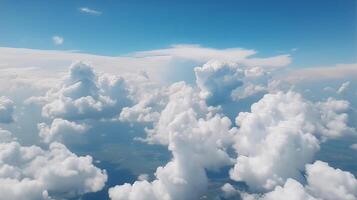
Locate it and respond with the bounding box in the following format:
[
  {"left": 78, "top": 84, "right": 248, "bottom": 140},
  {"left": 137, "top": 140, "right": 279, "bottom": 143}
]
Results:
[
  {"left": 230, "top": 91, "right": 353, "bottom": 191},
  {"left": 0, "top": 130, "right": 107, "bottom": 200}
]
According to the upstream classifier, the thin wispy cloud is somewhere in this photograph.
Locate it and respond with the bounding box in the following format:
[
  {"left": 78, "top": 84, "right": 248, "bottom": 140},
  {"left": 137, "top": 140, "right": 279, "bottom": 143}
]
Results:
[
  {"left": 79, "top": 7, "right": 102, "bottom": 15},
  {"left": 52, "top": 35, "right": 64, "bottom": 45}
]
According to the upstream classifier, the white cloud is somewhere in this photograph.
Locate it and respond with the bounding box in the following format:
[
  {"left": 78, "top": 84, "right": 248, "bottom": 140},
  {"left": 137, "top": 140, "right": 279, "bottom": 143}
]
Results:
[
  {"left": 231, "top": 83, "right": 266, "bottom": 100},
  {"left": 38, "top": 118, "right": 89, "bottom": 143},
  {"left": 133, "top": 44, "right": 291, "bottom": 67},
  {"left": 242, "top": 178, "right": 317, "bottom": 200},
  {"left": 0, "top": 131, "right": 107, "bottom": 200},
  {"left": 0, "top": 129, "right": 13, "bottom": 142},
  {"left": 79, "top": 7, "right": 102, "bottom": 15},
  {"left": 109, "top": 82, "right": 236, "bottom": 200},
  {"left": 193, "top": 60, "right": 279, "bottom": 105},
  {"left": 52, "top": 36, "right": 64, "bottom": 45},
  {"left": 244, "top": 161, "right": 357, "bottom": 200},
  {"left": 118, "top": 72, "right": 167, "bottom": 123},
  {"left": 194, "top": 61, "right": 244, "bottom": 104},
  {"left": 137, "top": 174, "right": 150, "bottom": 181},
  {"left": 283, "top": 63, "right": 357, "bottom": 83},
  {"left": 134, "top": 44, "right": 256, "bottom": 62},
  {"left": 0, "top": 45, "right": 291, "bottom": 88},
  {"left": 30, "top": 61, "right": 130, "bottom": 121},
  {"left": 305, "top": 161, "right": 357, "bottom": 200},
  {"left": 104, "top": 57, "right": 287, "bottom": 124},
  {"left": 230, "top": 91, "right": 353, "bottom": 191},
  {"left": 221, "top": 183, "right": 239, "bottom": 199},
  {"left": 315, "top": 98, "right": 354, "bottom": 139},
  {"left": 0, "top": 96, "right": 14, "bottom": 123},
  {"left": 337, "top": 81, "right": 350, "bottom": 94},
  {"left": 143, "top": 82, "right": 220, "bottom": 145},
  {"left": 1, "top": 44, "right": 357, "bottom": 200}
]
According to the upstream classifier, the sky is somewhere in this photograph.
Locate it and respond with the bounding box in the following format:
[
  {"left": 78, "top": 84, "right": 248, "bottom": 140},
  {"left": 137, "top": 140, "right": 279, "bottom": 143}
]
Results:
[
  {"left": 0, "top": 0, "right": 356, "bottom": 68},
  {"left": 0, "top": 1, "right": 357, "bottom": 200}
]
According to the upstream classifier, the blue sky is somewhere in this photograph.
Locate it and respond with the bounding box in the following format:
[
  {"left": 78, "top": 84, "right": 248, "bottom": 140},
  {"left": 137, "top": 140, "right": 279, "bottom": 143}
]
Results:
[{"left": 0, "top": 0, "right": 356, "bottom": 68}]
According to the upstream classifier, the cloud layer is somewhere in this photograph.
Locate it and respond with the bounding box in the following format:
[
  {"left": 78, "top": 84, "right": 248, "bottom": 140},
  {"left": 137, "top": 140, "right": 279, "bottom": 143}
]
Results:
[
  {"left": 109, "top": 82, "right": 235, "bottom": 200},
  {"left": 230, "top": 91, "right": 353, "bottom": 191},
  {"left": 243, "top": 161, "right": 357, "bottom": 200},
  {"left": 0, "top": 130, "right": 107, "bottom": 200}
]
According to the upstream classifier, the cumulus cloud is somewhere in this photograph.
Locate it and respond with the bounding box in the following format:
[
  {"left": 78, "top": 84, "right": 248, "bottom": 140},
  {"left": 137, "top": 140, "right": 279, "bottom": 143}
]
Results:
[
  {"left": 137, "top": 174, "right": 150, "bottom": 181},
  {"left": 221, "top": 183, "right": 239, "bottom": 199},
  {"left": 0, "top": 131, "right": 107, "bottom": 200},
  {"left": 79, "top": 7, "right": 102, "bottom": 15},
  {"left": 2, "top": 44, "right": 356, "bottom": 200},
  {"left": 120, "top": 59, "right": 286, "bottom": 126},
  {"left": 230, "top": 91, "right": 353, "bottom": 191},
  {"left": 244, "top": 161, "right": 357, "bottom": 200},
  {"left": 194, "top": 61, "right": 244, "bottom": 105},
  {"left": 242, "top": 178, "right": 316, "bottom": 200},
  {"left": 109, "top": 82, "right": 236, "bottom": 200},
  {"left": 38, "top": 118, "right": 89, "bottom": 143},
  {"left": 305, "top": 161, "right": 357, "bottom": 200},
  {"left": 0, "top": 45, "right": 291, "bottom": 87},
  {"left": 118, "top": 72, "right": 167, "bottom": 123},
  {"left": 193, "top": 60, "right": 279, "bottom": 106},
  {"left": 315, "top": 97, "right": 354, "bottom": 138},
  {"left": 30, "top": 61, "right": 130, "bottom": 120},
  {"left": 52, "top": 36, "right": 64, "bottom": 45},
  {"left": 0, "top": 96, "right": 14, "bottom": 123}
]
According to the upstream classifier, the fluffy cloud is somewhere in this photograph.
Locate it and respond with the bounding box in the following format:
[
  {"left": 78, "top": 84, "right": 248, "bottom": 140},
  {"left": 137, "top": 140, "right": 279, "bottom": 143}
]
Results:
[
  {"left": 230, "top": 91, "right": 353, "bottom": 191},
  {"left": 305, "top": 161, "right": 357, "bottom": 200},
  {"left": 118, "top": 72, "right": 167, "bottom": 123},
  {"left": 0, "top": 45, "right": 291, "bottom": 87},
  {"left": 242, "top": 179, "right": 316, "bottom": 200},
  {"left": 244, "top": 161, "right": 357, "bottom": 200},
  {"left": 194, "top": 61, "right": 244, "bottom": 105},
  {"left": 52, "top": 36, "right": 64, "bottom": 45},
  {"left": 38, "top": 118, "right": 89, "bottom": 143},
  {"left": 0, "top": 96, "right": 14, "bottom": 123},
  {"left": 30, "top": 61, "right": 130, "bottom": 121},
  {"left": 120, "top": 59, "right": 286, "bottom": 125},
  {"left": 0, "top": 131, "right": 107, "bottom": 200},
  {"left": 231, "top": 83, "right": 266, "bottom": 101},
  {"left": 315, "top": 97, "right": 354, "bottom": 139},
  {"left": 143, "top": 82, "right": 220, "bottom": 144},
  {"left": 194, "top": 60, "right": 278, "bottom": 105},
  {"left": 109, "top": 82, "right": 236, "bottom": 200}
]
